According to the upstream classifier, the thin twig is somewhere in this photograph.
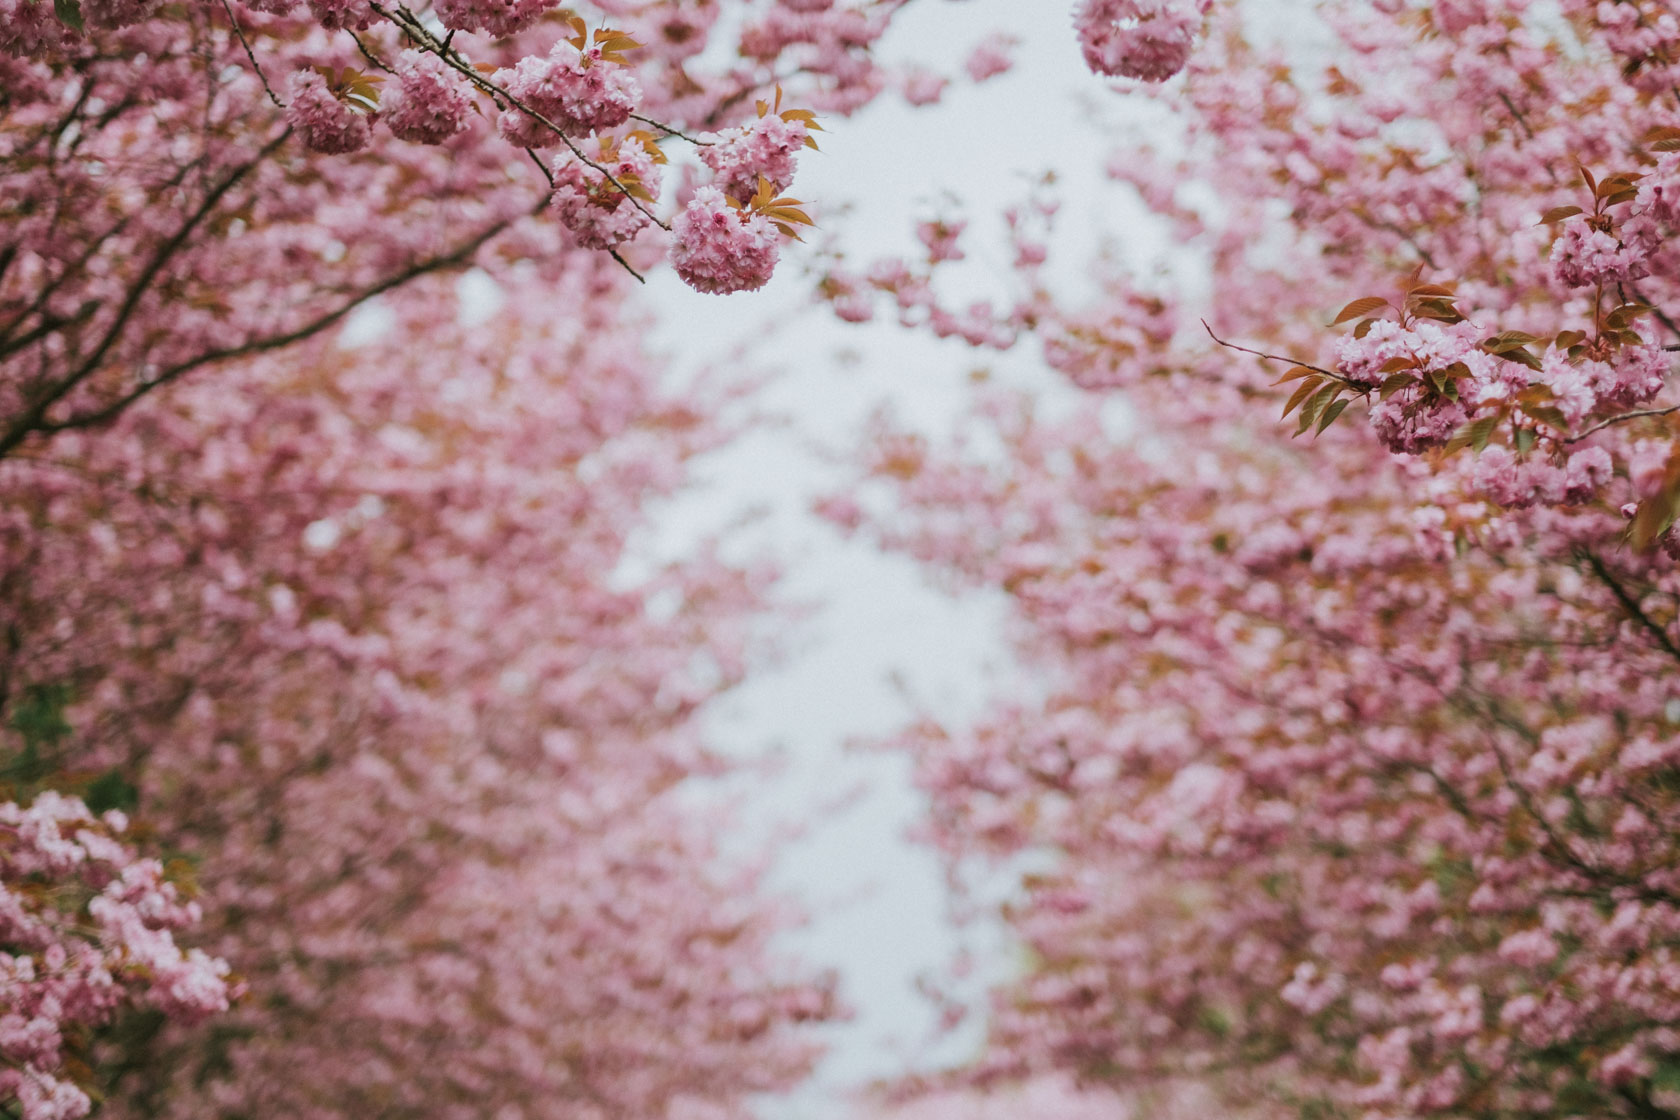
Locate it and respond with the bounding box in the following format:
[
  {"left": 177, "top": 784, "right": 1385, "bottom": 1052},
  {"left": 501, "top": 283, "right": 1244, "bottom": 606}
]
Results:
[
  {"left": 629, "top": 113, "right": 710, "bottom": 146},
  {"left": 1565, "top": 404, "right": 1680, "bottom": 443},
  {"left": 1498, "top": 91, "right": 1535, "bottom": 141},
  {"left": 37, "top": 213, "right": 520, "bottom": 438},
  {"left": 1201, "top": 320, "right": 1349, "bottom": 384},
  {"left": 349, "top": 31, "right": 395, "bottom": 74},
  {"left": 0, "top": 129, "right": 292, "bottom": 459},
  {"left": 524, "top": 148, "right": 555, "bottom": 189},
  {"left": 607, "top": 248, "right": 645, "bottom": 284},
  {"left": 219, "top": 0, "right": 283, "bottom": 107}
]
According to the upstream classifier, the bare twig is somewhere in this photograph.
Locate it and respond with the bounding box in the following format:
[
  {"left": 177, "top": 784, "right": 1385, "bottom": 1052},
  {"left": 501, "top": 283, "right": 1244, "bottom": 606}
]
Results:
[
  {"left": 0, "top": 129, "right": 292, "bottom": 459},
  {"left": 524, "top": 148, "right": 555, "bottom": 189},
  {"left": 1201, "top": 320, "right": 1349, "bottom": 384},
  {"left": 1565, "top": 404, "right": 1680, "bottom": 443},
  {"left": 1577, "top": 548, "right": 1680, "bottom": 667},
  {"left": 349, "top": 31, "right": 395, "bottom": 75},
  {"left": 219, "top": 0, "right": 284, "bottom": 107},
  {"left": 629, "top": 113, "right": 710, "bottom": 146},
  {"left": 607, "top": 248, "right": 644, "bottom": 284}
]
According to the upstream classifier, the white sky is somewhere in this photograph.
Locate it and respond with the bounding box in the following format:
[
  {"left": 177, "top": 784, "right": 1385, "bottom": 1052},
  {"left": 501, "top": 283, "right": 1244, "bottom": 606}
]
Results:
[{"left": 628, "top": 3, "right": 1170, "bottom": 1116}]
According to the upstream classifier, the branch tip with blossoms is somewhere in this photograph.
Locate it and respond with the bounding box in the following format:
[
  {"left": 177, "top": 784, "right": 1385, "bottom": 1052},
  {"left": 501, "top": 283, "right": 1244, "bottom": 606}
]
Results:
[{"left": 371, "top": 3, "right": 670, "bottom": 233}]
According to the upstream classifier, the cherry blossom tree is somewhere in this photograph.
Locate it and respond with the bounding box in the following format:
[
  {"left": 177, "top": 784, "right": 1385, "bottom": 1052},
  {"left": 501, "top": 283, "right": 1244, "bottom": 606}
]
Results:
[
  {"left": 0, "top": 0, "right": 919, "bottom": 467},
  {"left": 1, "top": 271, "right": 844, "bottom": 1118},
  {"left": 0, "top": 1, "right": 936, "bottom": 1115},
  {"left": 0, "top": 793, "right": 231, "bottom": 1120},
  {"left": 830, "top": 2, "right": 1680, "bottom": 1117}
]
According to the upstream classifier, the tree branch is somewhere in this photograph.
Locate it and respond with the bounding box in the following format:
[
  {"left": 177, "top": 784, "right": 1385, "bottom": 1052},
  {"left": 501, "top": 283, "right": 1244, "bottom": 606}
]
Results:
[
  {"left": 33, "top": 214, "right": 515, "bottom": 439},
  {"left": 0, "top": 130, "right": 291, "bottom": 458},
  {"left": 1578, "top": 549, "right": 1680, "bottom": 667}
]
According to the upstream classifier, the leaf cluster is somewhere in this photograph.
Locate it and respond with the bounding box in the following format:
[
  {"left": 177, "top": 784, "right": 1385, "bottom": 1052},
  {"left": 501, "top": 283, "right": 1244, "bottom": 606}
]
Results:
[{"left": 730, "top": 175, "right": 815, "bottom": 241}]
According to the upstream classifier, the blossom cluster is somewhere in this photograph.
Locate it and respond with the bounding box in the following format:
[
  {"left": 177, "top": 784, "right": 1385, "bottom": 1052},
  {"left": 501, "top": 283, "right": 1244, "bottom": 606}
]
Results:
[
  {"left": 1073, "top": 0, "right": 1212, "bottom": 83},
  {"left": 1, "top": 794, "right": 231, "bottom": 1120},
  {"left": 827, "top": 2, "right": 1680, "bottom": 1118},
  {"left": 549, "top": 134, "right": 663, "bottom": 250},
  {"left": 671, "top": 186, "right": 782, "bottom": 294},
  {"left": 493, "top": 38, "right": 640, "bottom": 147}
]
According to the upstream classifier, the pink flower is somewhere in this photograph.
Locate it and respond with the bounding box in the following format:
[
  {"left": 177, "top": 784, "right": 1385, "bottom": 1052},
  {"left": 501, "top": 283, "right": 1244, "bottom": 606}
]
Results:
[
  {"left": 964, "top": 33, "right": 1017, "bottom": 82},
  {"left": 494, "top": 41, "right": 640, "bottom": 147},
  {"left": 549, "top": 136, "right": 662, "bottom": 250},
  {"left": 284, "top": 69, "right": 370, "bottom": 155},
  {"left": 899, "top": 68, "right": 948, "bottom": 106},
  {"left": 433, "top": 0, "right": 556, "bottom": 38},
  {"left": 671, "top": 186, "right": 780, "bottom": 294},
  {"left": 382, "top": 52, "right": 473, "bottom": 146},
  {"left": 1549, "top": 214, "right": 1655, "bottom": 288},
  {"left": 1074, "top": 0, "right": 1210, "bottom": 82},
  {"left": 700, "top": 112, "right": 809, "bottom": 203}
]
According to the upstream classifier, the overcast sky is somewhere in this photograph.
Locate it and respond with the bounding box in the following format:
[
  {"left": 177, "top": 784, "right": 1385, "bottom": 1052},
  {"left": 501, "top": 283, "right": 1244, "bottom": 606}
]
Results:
[{"left": 627, "top": 3, "right": 1170, "bottom": 1116}]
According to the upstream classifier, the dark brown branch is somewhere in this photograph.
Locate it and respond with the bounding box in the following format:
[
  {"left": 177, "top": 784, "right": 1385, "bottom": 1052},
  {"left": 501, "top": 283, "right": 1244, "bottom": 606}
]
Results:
[
  {"left": 1578, "top": 548, "right": 1680, "bottom": 667},
  {"left": 0, "top": 301, "right": 98, "bottom": 363},
  {"left": 36, "top": 214, "right": 514, "bottom": 438},
  {"left": 629, "top": 113, "right": 710, "bottom": 146},
  {"left": 0, "top": 130, "right": 290, "bottom": 457},
  {"left": 0, "top": 155, "right": 207, "bottom": 347},
  {"left": 607, "top": 248, "right": 645, "bottom": 284}
]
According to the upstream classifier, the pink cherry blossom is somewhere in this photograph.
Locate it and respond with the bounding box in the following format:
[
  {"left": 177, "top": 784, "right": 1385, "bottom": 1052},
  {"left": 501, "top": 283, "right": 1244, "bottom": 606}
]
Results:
[
  {"left": 671, "top": 186, "right": 781, "bottom": 294},
  {"left": 381, "top": 50, "right": 473, "bottom": 146}
]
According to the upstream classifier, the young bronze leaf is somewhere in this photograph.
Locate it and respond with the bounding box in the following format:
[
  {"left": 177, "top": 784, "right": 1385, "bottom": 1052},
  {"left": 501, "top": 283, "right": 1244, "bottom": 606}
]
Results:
[
  {"left": 1523, "top": 404, "right": 1570, "bottom": 432},
  {"left": 1282, "top": 376, "right": 1324, "bottom": 419},
  {"left": 1272, "top": 365, "right": 1321, "bottom": 386},
  {"left": 1331, "top": 296, "right": 1389, "bottom": 326},
  {"left": 1538, "top": 205, "right": 1583, "bottom": 224},
  {"left": 1629, "top": 461, "right": 1680, "bottom": 549},
  {"left": 1482, "top": 330, "right": 1541, "bottom": 351}
]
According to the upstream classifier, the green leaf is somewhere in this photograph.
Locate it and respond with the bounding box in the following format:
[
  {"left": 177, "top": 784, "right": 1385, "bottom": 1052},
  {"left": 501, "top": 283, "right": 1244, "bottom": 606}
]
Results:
[
  {"left": 1515, "top": 427, "right": 1537, "bottom": 454},
  {"left": 85, "top": 768, "right": 139, "bottom": 815},
  {"left": 1315, "top": 397, "right": 1350, "bottom": 435},
  {"left": 1295, "top": 383, "right": 1340, "bottom": 436},
  {"left": 1444, "top": 413, "right": 1501, "bottom": 455},
  {"left": 9, "top": 683, "right": 72, "bottom": 748},
  {"left": 53, "top": 0, "right": 83, "bottom": 31},
  {"left": 1378, "top": 372, "right": 1417, "bottom": 400}
]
